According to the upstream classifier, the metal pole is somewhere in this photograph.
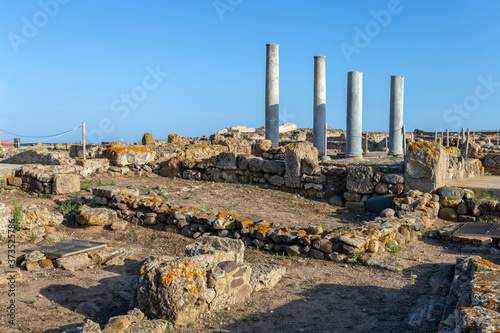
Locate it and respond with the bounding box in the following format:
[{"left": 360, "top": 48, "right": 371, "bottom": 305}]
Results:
[
  {"left": 313, "top": 56, "right": 326, "bottom": 155},
  {"left": 402, "top": 125, "right": 406, "bottom": 156},
  {"left": 473, "top": 132, "right": 475, "bottom": 143},
  {"left": 434, "top": 130, "right": 437, "bottom": 143},
  {"left": 497, "top": 132, "right": 499, "bottom": 146},
  {"left": 446, "top": 129, "right": 449, "bottom": 146},
  {"left": 82, "top": 122, "right": 87, "bottom": 160},
  {"left": 385, "top": 132, "right": 388, "bottom": 150},
  {"left": 265, "top": 44, "right": 279, "bottom": 146},
  {"left": 462, "top": 127, "right": 465, "bottom": 142}
]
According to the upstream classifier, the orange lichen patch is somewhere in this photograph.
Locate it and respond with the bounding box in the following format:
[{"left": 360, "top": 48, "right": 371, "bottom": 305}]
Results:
[
  {"left": 365, "top": 229, "right": 376, "bottom": 235},
  {"left": 107, "top": 146, "right": 154, "bottom": 155},
  {"left": 296, "top": 230, "right": 307, "bottom": 238},
  {"left": 471, "top": 258, "right": 500, "bottom": 270},
  {"left": 251, "top": 223, "right": 270, "bottom": 237},
  {"left": 460, "top": 307, "right": 474, "bottom": 311},
  {"left": 489, "top": 299, "right": 498, "bottom": 305},
  {"left": 465, "top": 323, "right": 475, "bottom": 331},
  {"left": 218, "top": 211, "right": 229, "bottom": 218},
  {"left": 407, "top": 141, "right": 441, "bottom": 157},
  {"left": 240, "top": 221, "right": 254, "bottom": 228},
  {"left": 123, "top": 197, "right": 134, "bottom": 204},
  {"left": 379, "top": 234, "right": 394, "bottom": 244},
  {"left": 230, "top": 213, "right": 239, "bottom": 219}
]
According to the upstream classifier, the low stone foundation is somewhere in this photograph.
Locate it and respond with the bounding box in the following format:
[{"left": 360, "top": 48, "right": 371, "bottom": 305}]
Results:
[{"left": 440, "top": 256, "right": 500, "bottom": 332}]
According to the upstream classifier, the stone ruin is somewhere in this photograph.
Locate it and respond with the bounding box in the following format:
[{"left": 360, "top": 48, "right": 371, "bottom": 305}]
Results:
[{"left": 1, "top": 127, "right": 500, "bottom": 331}]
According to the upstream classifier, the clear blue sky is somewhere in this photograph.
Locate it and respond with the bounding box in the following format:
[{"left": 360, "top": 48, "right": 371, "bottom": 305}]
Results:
[{"left": 1, "top": 0, "right": 499, "bottom": 143}]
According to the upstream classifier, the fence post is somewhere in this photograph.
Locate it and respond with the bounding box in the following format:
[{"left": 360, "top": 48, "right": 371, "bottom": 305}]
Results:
[
  {"left": 434, "top": 130, "right": 437, "bottom": 142},
  {"left": 402, "top": 125, "right": 406, "bottom": 156},
  {"left": 324, "top": 123, "right": 327, "bottom": 157},
  {"left": 365, "top": 132, "right": 369, "bottom": 152},
  {"left": 446, "top": 129, "right": 449, "bottom": 146},
  {"left": 82, "top": 122, "right": 87, "bottom": 160},
  {"left": 385, "top": 132, "right": 388, "bottom": 150},
  {"left": 465, "top": 128, "right": 470, "bottom": 158},
  {"left": 497, "top": 132, "right": 499, "bottom": 146},
  {"left": 456, "top": 132, "right": 460, "bottom": 149}
]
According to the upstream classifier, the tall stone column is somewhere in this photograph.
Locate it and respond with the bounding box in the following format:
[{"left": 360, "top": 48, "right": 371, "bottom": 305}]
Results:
[
  {"left": 265, "top": 44, "right": 279, "bottom": 146},
  {"left": 389, "top": 76, "right": 404, "bottom": 155},
  {"left": 346, "top": 71, "right": 363, "bottom": 158},
  {"left": 313, "top": 56, "right": 326, "bottom": 155}
]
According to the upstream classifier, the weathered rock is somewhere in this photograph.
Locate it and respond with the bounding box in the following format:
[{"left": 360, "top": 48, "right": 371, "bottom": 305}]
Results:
[
  {"left": 106, "top": 147, "right": 156, "bottom": 167},
  {"left": 343, "top": 192, "right": 362, "bottom": 202},
  {"left": 381, "top": 173, "right": 404, "bottom": 185},
  {"left": 284, "top": 142, "right": 318, "bottom": 188},
  {"left": 110, "top": 220, "right": 128, "bottom": 230},
  {"left": 344, "top": 201, "right": 365, "bottom": 210},
  {"left": 125, "top": 320, "right": 169, "bottom": 333},
  {"left": 438, "top": 186, "right": 464, "bottom": 207},
  {"left": 458, "top": 215, "right": 476, "bottom": 222},
  {"left": 328, "top": 195, "right": 344, "bottom": 207},
  {"left": 438, "top": 207, "right": 458, "bottom": 222},
  {"left": 405, "top": 142, "right": 448, "bottom": 193},
  {"left": 53, "top": 174, "right": 80, "bottom": 194},
  {"left": 249, "top": 263, "right": 286, "bottom": 292},
  {"left": 484, "top": 153, "right": 500, "bottom": 175},
  {"left": 21, "top": 207, "right": 64, "bottom": 230},
  {"left": 380, "top": 208, "right": 395, "bottom": 217},
  {"left": 76, "top": 208, "right": 118, "bottom": 226},
  {"left": 456, "top": 203, "right": 468, "bottom": 215},
  {"left": 0, "top": 203, "right": 11, "bottom": 238},
  {"left": 54, "top": 253, "right": 91, "bottom": 271},
  {"left": 268, "top": 175, "right": 285, "bottom": 187},
  {"left": 185, "top": 236, "right": 245, "bottom": 264},
  {"left": 286, "top": 245, "right": 302, "bottom": 256},
  {"left": 312, "top": 239, "right": 333, "bottom": 253},
  {"left": 304, "top": 183, "right": 322, "bottom": 191},
  {"left": 346, "top": 165, "right": 375, "bottom": 194},
  {"left": 92, "top": 186, "right": 139, "bottom": 198},
  {"left": 142, "top": 133, "right": 154, "bottom": 145},
  {"left": 75, "top": 302, "right": 101, "bottom": 317},
  {"left": 375, "top": 182, "right": 389, "bottom": 195}
]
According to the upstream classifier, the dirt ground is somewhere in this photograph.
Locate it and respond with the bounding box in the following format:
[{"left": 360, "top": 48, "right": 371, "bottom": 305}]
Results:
[{"left": 0, "top": 174, "right": 499, "bottom": 333}]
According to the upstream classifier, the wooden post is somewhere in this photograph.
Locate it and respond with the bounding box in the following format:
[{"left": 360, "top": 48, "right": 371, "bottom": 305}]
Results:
[
  {"left": 324, "top": 123, "right": 327, "bottom": 157},
  {"left": 465, "top": 128, "right": 470, "bottom": 158},
  {"left": 365, "top": 132, "right": 369, "bottom": 152},
  {"left": 434, "top": 130, "right": 437, "bottom": 142},
  {"left": 456, "top": 132, "right": 460, "bottom": 149},
  {"left": 402, "top": 125, "right": 406, "bottom": 156},
  {"left": 446, "top": 129, "right": 449, "bottom": 146},
  {"left": 82, "top": 122, "right": 87, "bottom": 160},
  {"left": 462, "top": 127, "right": 465, "bottom": 142},
  {"left": 385, "top": 132, "right": 388, "bottom": 150}
]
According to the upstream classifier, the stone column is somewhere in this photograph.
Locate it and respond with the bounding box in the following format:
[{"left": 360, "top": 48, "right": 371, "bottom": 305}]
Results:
[
  {"left": 389, "top": 76, "right": 404, "bottom": 155},
  {"left": 265, "top": 44, "right": 279, "bottom": 146},
  {"left": 346, "top": 71, "right": 363, "bottom": 158},
  {"left": 313, "top": 56, "right": 326, "bottom": 155}
]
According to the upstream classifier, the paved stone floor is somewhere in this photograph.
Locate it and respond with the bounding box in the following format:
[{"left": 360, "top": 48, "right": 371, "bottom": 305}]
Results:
[{"left": 448, "top": 175, "right": 500, "bottom": 197}]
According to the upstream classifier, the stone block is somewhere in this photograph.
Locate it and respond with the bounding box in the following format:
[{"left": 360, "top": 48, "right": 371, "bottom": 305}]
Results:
[
  {"left": 405, "top": 142, "right": 448, "bottom": 193},
  {"left": 52, "top": 174, "right": 80, "bottom": 194},
  {"left": 346, "top": 165, "right": 375, "bottom": 194},
  {"left": 76, "top": 208, "right": 118, "bottom": 226},
  {"left": 54, "top": 253, "right": 91, "bottom": 271},
  {"left": 106, "top": 147, "right": 156, "bottom": 167},
  {"left": 21, "top": 207, "right": 64, "bottom": 230}
]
